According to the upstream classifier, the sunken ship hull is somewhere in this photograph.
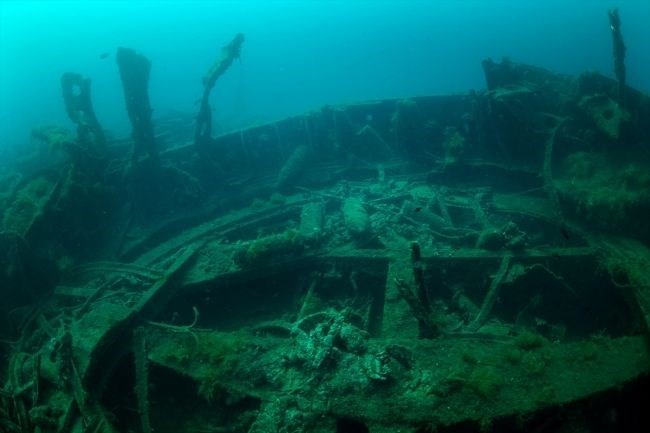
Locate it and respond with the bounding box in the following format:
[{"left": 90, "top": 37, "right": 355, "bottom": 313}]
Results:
[{"left": 2, "top": 54, "right": 650, "bottom": 433}]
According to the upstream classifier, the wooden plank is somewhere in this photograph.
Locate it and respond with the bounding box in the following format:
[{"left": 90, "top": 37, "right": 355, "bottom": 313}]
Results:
[
  {"left": 80, "top": 243, "right": 203, "bottom": 384},
  {"left": 381, "top": 259, "right": 419, "bottom": 339},
  {"left": 325, "top": 246, "right": 595, "bottom": 261}
]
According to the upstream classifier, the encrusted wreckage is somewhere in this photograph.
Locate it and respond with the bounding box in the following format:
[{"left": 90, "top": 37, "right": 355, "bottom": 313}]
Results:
[{"left": 2, "top": 20, "right": 650, "bottom": 433}]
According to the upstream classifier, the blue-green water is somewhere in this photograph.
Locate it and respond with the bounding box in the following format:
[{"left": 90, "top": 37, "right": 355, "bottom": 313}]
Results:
[{"left": 1, "top": 0, "right": 649, "bottom": 158}]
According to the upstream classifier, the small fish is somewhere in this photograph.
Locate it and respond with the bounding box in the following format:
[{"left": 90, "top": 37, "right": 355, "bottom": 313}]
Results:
[
  {"left": 413, "top": 207, "right": 423, "bottom": 213},
  {"left": 99, "top": 52, "right": 110, "bottom": 60}
]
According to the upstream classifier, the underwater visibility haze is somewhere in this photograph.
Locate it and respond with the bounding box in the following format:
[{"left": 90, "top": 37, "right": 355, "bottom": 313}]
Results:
[{"left": 1, "top": 1, "right": 650, "bottom": 432}]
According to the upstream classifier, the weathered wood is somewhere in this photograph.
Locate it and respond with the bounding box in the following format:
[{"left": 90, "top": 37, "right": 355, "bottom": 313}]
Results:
[
  {"left": 116, "top": 47, "right": 157, "bottom": 163},
  {"left": 47, "top": 243, "right": 204, "bottom": 432},
  {"left": 468, "top": 254, "right": 512, "bottom": 331},
  {"left": 381, "top": 260, "right": 419, "bottom": 339}
]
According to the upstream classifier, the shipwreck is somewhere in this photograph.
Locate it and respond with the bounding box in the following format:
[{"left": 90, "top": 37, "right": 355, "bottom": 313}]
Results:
[{"left": 1, "top": 14, "right": 650, "bottom": 433}]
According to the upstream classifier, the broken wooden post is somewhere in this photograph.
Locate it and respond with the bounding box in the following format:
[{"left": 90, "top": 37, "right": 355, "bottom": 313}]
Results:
[
  {"left": 116, "top": 47, "right": 158, "bottom": 164},
  {"left": 410, "top": 242, "right": 437, "bottom": 338},
  {"left": 60, "top": 72, "right": 106, "bottom": 159},
  {"left": 194, "top": 33, "right": 244, "bottom": 153},
  {"left": 608, "top": 8, "right": 626, "bottom": 105}
]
